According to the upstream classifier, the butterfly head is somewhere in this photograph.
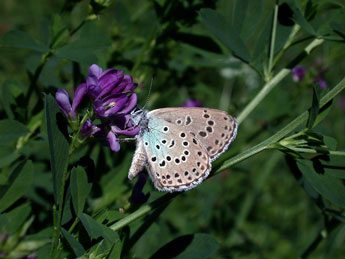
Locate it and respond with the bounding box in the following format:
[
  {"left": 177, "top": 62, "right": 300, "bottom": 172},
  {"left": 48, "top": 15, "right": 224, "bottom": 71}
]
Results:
[{"left": 130, "top": 108, "right": 149, "bottom": 133}]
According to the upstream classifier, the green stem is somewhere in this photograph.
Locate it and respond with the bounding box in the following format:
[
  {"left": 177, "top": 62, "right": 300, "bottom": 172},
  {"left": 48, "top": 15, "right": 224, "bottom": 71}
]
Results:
[
  {"left": 49, "top": 136, "right": 77, "bottom": 257},
  {"left": 110, "top": 193, "right": 177, "bottom": 231},
  {"left": 131, "top": 25, "right": 157, "bottom": 77},
  {"left": 26, "top": 52, "right": 52, "bottom": 120},
  {"left": 68, "top": 218, "right": 80, "bottom": 233},
  {"left": 267, "top": 1, "right": 279, "bottom": 77},
  {"left": 237, "top": 38, "right": 324, "bottom": 125},
  {"left": 288, "top": 148, "right": 345, "bottom": 156},
  {"left": 272, "top": 25, "right": 301, "bottom": 67},
  {"left": 109, "top": 76, "right": 345, "bottom": 232}
]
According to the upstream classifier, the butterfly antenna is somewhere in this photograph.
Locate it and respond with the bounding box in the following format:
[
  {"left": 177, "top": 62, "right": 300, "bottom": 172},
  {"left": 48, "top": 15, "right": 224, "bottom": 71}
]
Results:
[{"left": 142, "top": 72, "right": 156, "bottom": 110}]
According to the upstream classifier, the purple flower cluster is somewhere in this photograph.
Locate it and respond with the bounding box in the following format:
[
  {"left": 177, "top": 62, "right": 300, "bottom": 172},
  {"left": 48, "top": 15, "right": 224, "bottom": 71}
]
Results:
[
  {"left": 56, "top": 64, "right": 140, "bottom": 152},
  {"left": 182, "top": 99, "right": 202, "bottom": 107},
  {"left": 291, "top": 60, "right": 328, "bottom": 89}
]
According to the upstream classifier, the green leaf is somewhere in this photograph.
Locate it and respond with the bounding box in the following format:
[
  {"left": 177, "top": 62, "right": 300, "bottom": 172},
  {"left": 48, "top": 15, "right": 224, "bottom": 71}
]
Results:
[
  {"left": 323, "top": 135, "right": 337, "bottom": 150},
  {"left": 0, "top": 119, "right": 29, "bottom": 145},
  {"left": 307, "top": 85, "right": 321, "bottom": 129},
  {"left": 199, "top": 8, "right": 250, "bottom": 63},
  {"left": 297, "top": 160, "right": 345, "bottom": 208},
  {"left": 232, "top": 0, "right": 249, "bottom": 33},
  {"left": 50, "top": 15, "right": 69, "bottom": 49},
  {"left": 172, "top": 32, "right": 222, "bottom": 54},
  {"left": 79, "top": 213, "right": 119, "bottom": 243},
  {"left": 54, "top": 33, "right": 111, "bottom": 64},
  {"left": 0, "top": 81, "right": 16, "bottom": 120},
  {"left": 250, "top": 11, "right": 271, "bottom": 69},
  {"left": 0, "top": 202, "right": 31, "bottom": 234},
  {"left": 2, "top": 30, "right": 50, "bottom": 52},
  {"left": 0, "top": 146, "right": 20, "bottom": 168},
  {"left": 0, "top": 160, "right": 34, "bottom": 213},
  {"left": 70, "top": 166, "right": 89, "bottom": 215},
  {"left": 150, "top": 233, "right": 219, "bottom": 259},
  {"left": 313, "top": 100, "right": 332, "bottom": 127},
  {"left": 291, "top": 5, "right": 316, "bottom": 35},
  {"left": 45, "top": 94, "right": 69, "bottom": 203},
  {"left": 331, "top": 22, "right": 345, "bottom": 40},
  {"left": 61, "top": 228, "right": 86, "bottom": 257},
  {"left": 61, "top": 190, "right": 72, "bottom": 225}
]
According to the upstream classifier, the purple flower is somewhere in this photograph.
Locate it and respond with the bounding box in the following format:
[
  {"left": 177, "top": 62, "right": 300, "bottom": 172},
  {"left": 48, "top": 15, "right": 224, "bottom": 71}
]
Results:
[
  {"left": 315, "top": 76, "right": 327, "bottom": 89},
  {"left": 86, "top": 64, "right": 137, "bottom": 118},
  {"left": 55, "top": 64, "right": 140, "bottom": 153},
  {"left": 107, "top": 130, "right": 120, "bottom": 152},
  {"left": 291, "top": 66, "right": 306, "bottom": 82},
  {"left": 182, "top": 99, "right": 202, "bottom": 107},
  {"left": 26, "top": 254, "right": 36, "bottom": 259},
  {"left": 106, "top": 115, "right": 140, "bottom": 152},
  {"left": 81, "top": 119, "right": 101, "bottom": 138},
  {"left": 130, "top": 173, "right": 150, "bottom": 205},
  {"left": 56, "top": 83, "right": 87, "bottom": 119}
]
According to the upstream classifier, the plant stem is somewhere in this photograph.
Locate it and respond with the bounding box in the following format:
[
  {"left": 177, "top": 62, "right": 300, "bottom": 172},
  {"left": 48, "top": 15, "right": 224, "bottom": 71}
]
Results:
[
  {"left": 110, "top": 193, "right": 177, "bottom": 231},
  {"left": 237, "top": 38, "right": 324, "bottom": 125},
  {"left": 288, "top": 148, "right": 345, "bottom": 156},
  {"left": 237, "top": 68, "right": 290, "bottom": 124},
  {"left": 267, "top": 1, "right": 279, "bottom": 77}
]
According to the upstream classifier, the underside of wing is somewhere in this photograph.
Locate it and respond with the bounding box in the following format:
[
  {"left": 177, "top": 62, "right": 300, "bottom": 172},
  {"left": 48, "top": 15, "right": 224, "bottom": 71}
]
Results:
[
  {"left": 142, "top": 118, "right": 211, "bottom": 192},
  {"left": 148, "top": 107, "right": 238, "bottom": 162}
]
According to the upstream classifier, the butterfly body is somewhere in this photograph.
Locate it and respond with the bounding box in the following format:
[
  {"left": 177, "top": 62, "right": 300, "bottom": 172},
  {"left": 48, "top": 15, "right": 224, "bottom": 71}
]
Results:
[{"left": 128, "top": 107, "right": 238, "bottom": 192}]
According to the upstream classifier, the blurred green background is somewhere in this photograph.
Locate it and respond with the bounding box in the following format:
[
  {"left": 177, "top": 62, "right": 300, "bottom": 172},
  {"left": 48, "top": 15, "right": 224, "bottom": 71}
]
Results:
[{"left": 0, "top": 0, "right": 345, "bottom": 258}]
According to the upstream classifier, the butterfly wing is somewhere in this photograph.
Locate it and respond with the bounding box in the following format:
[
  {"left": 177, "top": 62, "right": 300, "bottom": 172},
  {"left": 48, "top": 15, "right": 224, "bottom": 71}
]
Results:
[
  {"left": 141, "top": 116, "right": 211, "bottom": 192},
  {"left": 148, "top": 108, "right": 238, "bottom": 162}
]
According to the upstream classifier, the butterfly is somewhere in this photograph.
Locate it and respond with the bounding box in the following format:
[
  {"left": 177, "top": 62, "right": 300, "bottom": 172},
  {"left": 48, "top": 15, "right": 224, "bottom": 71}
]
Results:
[{"left": 128, "top": 107, "right": 238, "bottom": 192}]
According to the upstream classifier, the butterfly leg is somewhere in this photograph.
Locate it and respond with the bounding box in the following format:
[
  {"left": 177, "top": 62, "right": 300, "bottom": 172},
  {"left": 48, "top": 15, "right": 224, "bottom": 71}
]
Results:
[
  {"left": 128, "top": 140, "right": 147, "bottom": 181},
  {"left": 119, "top": 138, "right": 136, "bottom": 142}
]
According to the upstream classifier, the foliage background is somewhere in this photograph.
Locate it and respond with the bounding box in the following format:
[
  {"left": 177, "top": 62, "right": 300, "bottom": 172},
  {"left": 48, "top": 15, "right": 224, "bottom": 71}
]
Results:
[{"left": 0, "top": 0, "right": 345, "bottom": 258}]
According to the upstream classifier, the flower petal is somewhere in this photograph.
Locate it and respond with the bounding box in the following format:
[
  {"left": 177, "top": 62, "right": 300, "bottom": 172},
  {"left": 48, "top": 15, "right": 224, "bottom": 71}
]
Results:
[
  {"left": 87, "top": 75, "right": 101, "bottom": 98},
  {"left": 71, "top": 83, "right": 87, "bottom": 117},
  {"left": 101, "top": 96, "right": 129, "bottom": 117},
  {"left": 118, "top": 93, "right": 138, "bottom": 114},
  {"left": 111, "top": 125, "right": 140, "bottom": 136},
  {"left": 182, "top": 99, "right": 202, "bottom": 107},
  {"left": 97, "top": 72, "right": 123, "bottom": 98},
  {"left": 107, "top": 131, "right": 120, "bottom": 152},
  {"left": 56, "top": 89, "right": 72, "bottom": 117},
  {"left": 88, "top": 64, "right": 103, "bottom": 78}
]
